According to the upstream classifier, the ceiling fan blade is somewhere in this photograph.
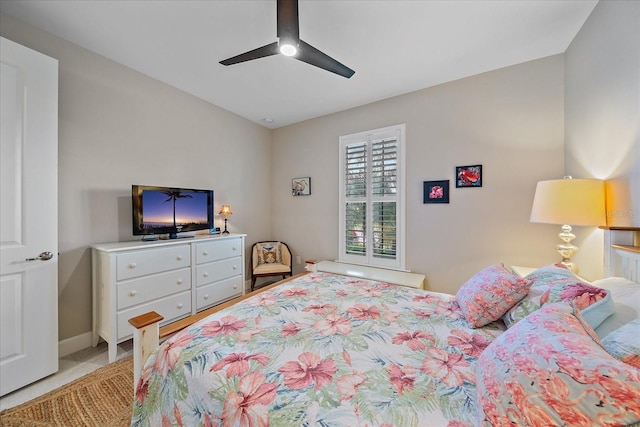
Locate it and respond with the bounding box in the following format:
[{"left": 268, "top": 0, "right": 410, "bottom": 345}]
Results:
[
  {"left": 220, "top": 42, "right": 280, "bottom": 66},
  {"left": 296, "top": 39, "right": 355, "bottom": 79},
  {"left": 277, "top": 0, "right": 299, "bottom": 43}
]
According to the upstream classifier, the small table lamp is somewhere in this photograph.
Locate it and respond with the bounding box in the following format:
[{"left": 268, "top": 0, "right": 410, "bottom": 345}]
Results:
[
  {"left": 530, "top": 177, "right": 606, "bottom": 273},
  {"left": 219, "top": 205, "right": 232, "bottom": 235}
]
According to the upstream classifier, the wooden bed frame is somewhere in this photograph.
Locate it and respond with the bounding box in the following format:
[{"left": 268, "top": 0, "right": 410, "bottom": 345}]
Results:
[{"left": 128, "top": 228, "right": 639, "bottom": 388}]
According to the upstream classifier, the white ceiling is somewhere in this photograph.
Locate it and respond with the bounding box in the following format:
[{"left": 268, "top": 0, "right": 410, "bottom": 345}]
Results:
[{"left": 0, "top": 0, "right": 598, "bottom": 129}]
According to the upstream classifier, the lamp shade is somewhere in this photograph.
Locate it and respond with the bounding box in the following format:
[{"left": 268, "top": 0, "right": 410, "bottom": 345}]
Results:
[
  {"left": 530, "top": 178, "right": 606, "bottom": 226},
  {"left": 219, "top": 205, "right": 232, "bottom": 217}
]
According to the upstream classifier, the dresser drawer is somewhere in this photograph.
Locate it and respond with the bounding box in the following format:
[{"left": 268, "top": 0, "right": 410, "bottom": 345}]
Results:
[
  {"left": 195, "top": 238, "right": 242, "bottom": 265},
  {"left": 196, "top": 276, "right": 242, "bottom": 310},
  {"left": 117, "top": 291, "right": 191, "bottom": 340},
  {"left": 117, "top": 245, "right": 190, "bottom": 280},
  {"left": 196, "top": 257, "right": 242, "bottom": 287},
  {"left": 116, "top": 268, "right": 191, "bottom": 310}
]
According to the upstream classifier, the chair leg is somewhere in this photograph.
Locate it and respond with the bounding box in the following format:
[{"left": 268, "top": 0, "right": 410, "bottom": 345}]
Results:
[{"left": 251, "top": 277, "right": 256, "bottom": 292}]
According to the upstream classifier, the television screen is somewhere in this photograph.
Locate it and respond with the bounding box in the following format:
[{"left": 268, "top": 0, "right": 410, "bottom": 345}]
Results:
[{"left": 132, "top": 185, "right": 214, "bottom": 238}]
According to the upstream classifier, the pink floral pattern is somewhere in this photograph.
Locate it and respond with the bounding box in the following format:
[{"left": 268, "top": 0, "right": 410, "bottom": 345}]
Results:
[
  {"left": 131, "top": 272, "right": 505, "bottom": 426},
  {"left": 502, "top": 264, "right": 614, "bottom": 329},
  {"left": 221, "top": 371, "right": 277, "bottom": 427},
  {"left": 476, "top": 302, "right": 640, "bottom": 427},
  {"left": 278, "top": 352, "right": 337, "bottom": 390},
  {"left": 455, "top": 264, "right": 532, "bottom": 327}
]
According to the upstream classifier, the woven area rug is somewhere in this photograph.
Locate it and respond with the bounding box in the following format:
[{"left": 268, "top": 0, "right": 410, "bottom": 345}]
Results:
[{"left": 0, "top": 356, "right": 134, "bottom": 427}]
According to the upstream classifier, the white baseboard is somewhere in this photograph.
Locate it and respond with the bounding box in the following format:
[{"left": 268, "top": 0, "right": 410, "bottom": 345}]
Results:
[{"left": 58, "top": 332, "right": 92, "bottom": 358}]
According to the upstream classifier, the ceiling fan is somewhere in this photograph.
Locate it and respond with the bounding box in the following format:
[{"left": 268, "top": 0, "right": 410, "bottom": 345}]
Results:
[{"left": 219, "top": 0, "right": 355, "bottom": 79}]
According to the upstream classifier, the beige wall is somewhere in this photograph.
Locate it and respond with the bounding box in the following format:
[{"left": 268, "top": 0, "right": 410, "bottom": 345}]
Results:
[
  {"left": 272, "top": 56, "right": 566, "bottom": 294},
  {"left": 565, "top": 0, "right": 640, "bottom": 279},
  {"left": 1, "top": 14, "right": 273, "bottom": 342},
  {"left": 3, "top": 1, "right": 637, "bottom": 346}
]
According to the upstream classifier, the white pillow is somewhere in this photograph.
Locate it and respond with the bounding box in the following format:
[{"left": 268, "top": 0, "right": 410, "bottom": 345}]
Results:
[{"left": 591, "top": 277, "right": 640, "bottom": 337}]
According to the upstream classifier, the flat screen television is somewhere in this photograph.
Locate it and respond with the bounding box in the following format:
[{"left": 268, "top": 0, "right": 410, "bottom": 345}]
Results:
[{"left": 132, "top": 185, "right": 214, "bottom": 239}]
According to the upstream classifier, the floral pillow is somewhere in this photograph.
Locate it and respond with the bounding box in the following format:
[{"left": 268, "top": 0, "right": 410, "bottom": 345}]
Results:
[
  {"left": 256, "top": 242, "right": 282, "bottom": 265},
  {"left": 476, "top": 302, "right": 640, "bottom": 426},
  {"left": 502, "top": 264, "right": 612, "bottom": 329},
  {"left": 602, "top": 318, "right": 640, "bottom": 369},
  {"left": 455, "top": 264, "right": 532, "bottom": 328},
  {"left": 540, "top": 281, "right": 613, "bottom": 330}
]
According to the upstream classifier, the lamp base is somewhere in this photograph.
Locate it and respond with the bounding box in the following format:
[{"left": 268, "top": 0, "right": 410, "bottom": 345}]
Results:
[
  {"left": 222, "top": 218, "right": 229, "bottom": 235},
  {"left": 556, "top": 224, "right": 578, "bottom": 273}
]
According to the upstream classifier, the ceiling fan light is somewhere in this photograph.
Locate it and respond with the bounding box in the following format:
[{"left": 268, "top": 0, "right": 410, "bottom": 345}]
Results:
[{"left": 279, "top": 43, "right": 297, "bottom": 57}]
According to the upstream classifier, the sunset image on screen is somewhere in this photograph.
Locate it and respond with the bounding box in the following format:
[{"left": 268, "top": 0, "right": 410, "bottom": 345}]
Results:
[{"left": 141, "top": 190, "right": 209, "bottom": 229}]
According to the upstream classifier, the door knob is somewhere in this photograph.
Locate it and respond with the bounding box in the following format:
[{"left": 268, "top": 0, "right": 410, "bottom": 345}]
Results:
[{"left": 25, "top": 251, "right": 53, "bottom": 261}]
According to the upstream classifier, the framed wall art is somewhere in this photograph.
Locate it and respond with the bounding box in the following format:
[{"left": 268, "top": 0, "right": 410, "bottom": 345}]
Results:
[
  {"left": 423, "top": 180, "right": 449, "bottom": 204},
  {"left": 292, "top": 177, "right": 311, "bottom": 196},
  {"left": 456, "top": 164, "right": 482, "bottom": 188}
]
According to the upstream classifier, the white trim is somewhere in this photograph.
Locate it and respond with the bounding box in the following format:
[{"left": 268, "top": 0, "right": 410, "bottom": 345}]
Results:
[
  {"left": 339, "top": 124, "right": 406, "bottom": 270},
  {"left": 314, "top": 260, "right": 424, "bottom": 289},
  {"left": 58, "top": 332, "right": 92, "bottom": 358}
]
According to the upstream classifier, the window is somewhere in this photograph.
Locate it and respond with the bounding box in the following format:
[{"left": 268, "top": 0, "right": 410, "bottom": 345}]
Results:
[{"left": 339, "top": 124, "right": 405, "bottom": 270}]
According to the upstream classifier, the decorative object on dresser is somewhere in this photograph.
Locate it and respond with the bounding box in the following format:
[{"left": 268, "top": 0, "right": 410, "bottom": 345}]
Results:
[
  {"left": 250, "top": 241, "right": 292, "bottom": 291},
  {"left": 530, "top": 176, "right": 606, "bottom": 273},
  {"left": 218, "top": 205, "right": 232, "bottom": 234},
  {"left": 91, "top": 233, "right": 245, "bottom": 362}
]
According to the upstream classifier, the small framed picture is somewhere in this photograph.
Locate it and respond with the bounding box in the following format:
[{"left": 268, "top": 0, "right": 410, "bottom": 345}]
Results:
[
  {"left": 423, "top": 180, "right": 450, "bottom": 204},
  {"left": 292, "top": 177, "right": 311, "bottom": 196},
  {"left": 455, "top": 164, "right": 482, "bottom": 188}
]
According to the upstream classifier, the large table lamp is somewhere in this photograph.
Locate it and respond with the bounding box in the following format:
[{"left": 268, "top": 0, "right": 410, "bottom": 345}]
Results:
[
  {"left": 530, "top": 177, "right": 606, "bottom": 273},
  {"left": 219, "top": 205, "right": 232, "bottom": 235}
]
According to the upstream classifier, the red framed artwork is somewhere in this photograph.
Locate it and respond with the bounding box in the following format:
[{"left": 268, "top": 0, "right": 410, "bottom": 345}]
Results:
[
  {"left": 423, "top": 180, "right": 450, "bottom": 204},
  {"left": 456, "top": 164, "right": 482, "bottom": 188}
]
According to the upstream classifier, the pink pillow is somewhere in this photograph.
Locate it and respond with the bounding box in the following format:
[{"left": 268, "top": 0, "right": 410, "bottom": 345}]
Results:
[
  {"left": 455, "top": 264, "right": 532, "bottom": 328},
  {"left": 476, "top": 302, "right": 640, "bottom": 426}
]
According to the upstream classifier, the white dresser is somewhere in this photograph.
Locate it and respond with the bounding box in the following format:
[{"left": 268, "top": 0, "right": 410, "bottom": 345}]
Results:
[{"left": 92, "top": 234, "right": 245, "bottom": 362}]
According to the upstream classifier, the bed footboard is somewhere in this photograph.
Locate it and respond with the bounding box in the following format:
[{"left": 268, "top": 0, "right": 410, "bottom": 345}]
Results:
[{"left": 128, "top": 311, "right": 163, "bottom": 390}]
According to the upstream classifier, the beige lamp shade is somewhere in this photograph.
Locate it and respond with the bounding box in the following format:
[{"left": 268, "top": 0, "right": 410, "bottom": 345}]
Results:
[
  {"left": 530, "top": 178, "right": 606, "bottom": 226},
  {"left": 219, "top": 205, "right": 232, "bottom": 218}
]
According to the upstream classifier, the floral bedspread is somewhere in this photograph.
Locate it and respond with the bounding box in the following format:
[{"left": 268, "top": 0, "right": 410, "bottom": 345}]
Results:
[{"left": 131, "top": 272, "right": 505, "bottom": 427}]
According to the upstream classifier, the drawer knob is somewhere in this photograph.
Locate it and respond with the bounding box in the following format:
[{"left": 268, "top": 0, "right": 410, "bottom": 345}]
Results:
[
  {"left": 233, "top": 284, "right": 237, "bottom": 289},
  {"left": 204, "top": 294, "right": 209, "bottom": 300},
  {"left": 128, "top": 290, "right": 137, "bottom": 297},
  {"left": 203, "top": 251, "right": 208, "bottom": 256},
  {"left": 176, "top": 255, "right": 183, "bottom": 261},
  {"left": 233, "top": 265, "right": 237, "bottom": 270},
  {"left": 203, "top": 272, "right": 209, "bottom": 277},
  {"left": 177, "top": 303, "right": 184, "bottom": 309},
  {"left": 232, "top": 246, "right": 237, "bottom": 251},
  {"left": 128, "top": 262, "right": 137, "bottom": 269},
  {"left": 177, "top": 279, "right": 183, "bottom": 285}
]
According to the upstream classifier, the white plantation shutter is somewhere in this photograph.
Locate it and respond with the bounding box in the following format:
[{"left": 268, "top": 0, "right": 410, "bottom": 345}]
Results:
[
  {"left": 339, "top": 125, "right": 405, "bottom": 269},
  {"left": 371, "top": 137, "right": 397, "bottom": 196},
  {"left": 345, "top": 142, "right": 367, "bottom": 197}
]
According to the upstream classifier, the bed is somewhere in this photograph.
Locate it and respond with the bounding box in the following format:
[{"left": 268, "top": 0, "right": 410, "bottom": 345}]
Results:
[{"left": 130, "top": 229, "right": 640, "bottom": 426}]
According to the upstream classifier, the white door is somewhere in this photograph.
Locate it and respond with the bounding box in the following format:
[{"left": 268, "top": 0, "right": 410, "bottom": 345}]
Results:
[{"left": 0, "top": 37, "right": 59, "bottom": 396}]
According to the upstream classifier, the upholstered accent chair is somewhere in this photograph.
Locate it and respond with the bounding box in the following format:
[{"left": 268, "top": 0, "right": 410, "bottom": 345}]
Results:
[{"left": 251, "top": 241, "right": 292, "bottom": 291}]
